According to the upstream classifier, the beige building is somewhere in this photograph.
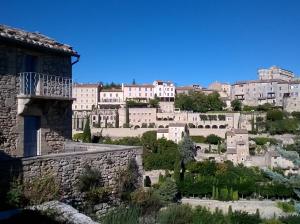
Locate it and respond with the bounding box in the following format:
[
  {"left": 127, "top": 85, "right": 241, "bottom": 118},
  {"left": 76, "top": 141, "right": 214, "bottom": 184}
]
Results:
[
  {"left": 99, "top": 88, "right": 124, "bottom": 105},
  {"left": 258, "top": 66, "right": 294, "bottom": 81},
  {"left": 129, "top": 107, "right": 157, "bottom": 127},
  {"left": 157, "top": 123, "right": 189, "bottom": 144},
  {"left": 72, "top": 83, "right": 100, "bottom": 111},
  {"left": 226, "top": 129, "right": 250, "bottom": 165},
  {"left": 123, "top": 84, "right": 154, "bottom": 102},
  {"left": 209, "top": 81, "right": 231, "bottom": 98}
]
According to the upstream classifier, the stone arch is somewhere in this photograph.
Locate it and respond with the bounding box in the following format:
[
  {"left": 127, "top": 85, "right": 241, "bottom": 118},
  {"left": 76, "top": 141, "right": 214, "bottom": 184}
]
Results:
[
  {"left": 198, "top": 125, "right": 204, "bottom": 128},
  {"left": 205, "top": 125, "right": 211, "bottom": 129},
  {"left": 212, "top": 125, "right": 218, "bottom": 129},
  {"left": 165, "top": 125, "right": 169, "bottom": 128},
  {"left": 219, "top": 125, "right": 226, "bottom": 129},
  {"left": 158, "top": 125, "right": 164, "bottom": 128},
  {"left": 134, "top": 125, "right": 140, "bottom": 129}
]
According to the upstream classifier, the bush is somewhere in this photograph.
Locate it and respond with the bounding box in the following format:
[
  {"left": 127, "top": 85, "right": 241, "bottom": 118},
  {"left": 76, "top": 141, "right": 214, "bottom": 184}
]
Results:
[
  {"left": 6, "top": 178, "right": 24, "bottom": 208},
  {"left": 100, "top": 205, "right": 140, "bottom": 224},
  {"left": 85, "top": 187, "right": 111, "bottom": 204},
  {"left": 141, "top": 123, "right": 147, "bottom": 128},
  {"left": 267, "top": 110, "right": 284, "bottom": 121},
  {"left": 73, "top": 133, "right": 84, "bottom": 141},
  {"left": 206, "top": 134, "right": 222, "bottom": 145},
  {"left": 131, "top": 188, "right": 163, "bottom": 215},
  {"left": 82, "top": 117, "right": 92, "bottom": 143},
  {"left": 155, "top": 177, "right": 178, "bottom": 204},
  {"left": 191, "top": 135, "right": 206, "bottom": 143},
  {"left": 158, "top": 204, "right": 194, "bottom": 224},
  {"left": 116, "top": 159, "right": 140, "bottom": 201},
  {"left": 252, "top": 137, "right": 278, "bottom": 146},
  {"left": 23, "top": 174, "right": 60, "bottom": 205},
  {"left": 276, "top": 201, "right": 295, "bottom": 213},
  {"left": 279, "top": 215, "right": 300, "bottom": 224},
  {"left": 231, "top": 99, "right": 242, "bottom": 111},
  {"left": 78, "top": 166, "right": 103, "bottom": 192}
]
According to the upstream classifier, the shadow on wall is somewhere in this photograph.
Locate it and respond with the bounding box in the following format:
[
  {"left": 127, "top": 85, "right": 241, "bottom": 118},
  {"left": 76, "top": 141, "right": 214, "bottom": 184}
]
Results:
[{"left": 0, "top": 150, "right": 23, "bottom": 211}]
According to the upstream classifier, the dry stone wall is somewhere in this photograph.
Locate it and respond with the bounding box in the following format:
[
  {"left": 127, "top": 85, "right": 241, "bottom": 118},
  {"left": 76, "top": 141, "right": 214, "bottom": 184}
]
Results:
[{"left": 0, "top": 144, "right": 143, "bottom": 204}]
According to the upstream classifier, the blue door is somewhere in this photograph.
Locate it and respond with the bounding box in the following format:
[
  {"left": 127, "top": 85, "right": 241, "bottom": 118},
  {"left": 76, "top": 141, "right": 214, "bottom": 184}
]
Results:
[{"left": 24, "top": 116, "right": 40, "bottom": 157}]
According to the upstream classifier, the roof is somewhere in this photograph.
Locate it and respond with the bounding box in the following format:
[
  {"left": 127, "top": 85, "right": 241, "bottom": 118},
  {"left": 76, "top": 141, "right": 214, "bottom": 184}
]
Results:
[
  {"left": 169, "top": 123, "right": 187, "bottom": 127},
  {"left": 233, "top": 79, "right": 288, "bottom": 85},
  {"left": 0, "top": 24, "right": 78, "bottom": 56},
  {"left": 157, "top": 129, "right": 169, "bottom": 133},
  {"left": 176, "top": 86, "right": 195, "bottom": 91},
  {"left": 226, "top": 129, "right": 248, "bottom": 136},
  {"left": 227, "top": 147, "right": 237, "bottom": 154},
  {"left": 101, "top": 88, "right": 122, "bottom": 92},
  {"left": 73, "top": 83, "right": 101, "bottom": 88},
  {"left": 124, "top": 84, "right": 154, "bottom": 88}
]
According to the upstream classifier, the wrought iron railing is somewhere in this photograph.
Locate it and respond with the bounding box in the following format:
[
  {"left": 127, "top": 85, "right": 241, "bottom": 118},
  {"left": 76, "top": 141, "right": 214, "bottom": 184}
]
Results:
[{"left": 18, "top": 72, "right": 72, "bottom": 99}]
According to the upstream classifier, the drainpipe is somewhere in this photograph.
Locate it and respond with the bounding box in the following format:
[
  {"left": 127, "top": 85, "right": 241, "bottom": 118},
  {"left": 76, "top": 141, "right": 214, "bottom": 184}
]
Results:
[{"left": 71, "top": 55, "right": 80, "bottom": 66}]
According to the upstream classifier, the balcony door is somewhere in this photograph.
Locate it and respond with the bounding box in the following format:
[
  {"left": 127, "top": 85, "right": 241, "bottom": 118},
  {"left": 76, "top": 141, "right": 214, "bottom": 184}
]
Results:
[
  {"left": 24, "top": 116, "right": 41, "bottom": 157},
  {"left": 24, "top": 55, "right": 38, "bottom": 95}
]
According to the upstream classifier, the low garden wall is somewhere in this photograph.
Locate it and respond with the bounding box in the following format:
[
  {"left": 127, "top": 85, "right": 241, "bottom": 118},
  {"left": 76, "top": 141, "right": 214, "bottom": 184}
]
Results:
[{"left": 0, "top": 143, "right": 143, "bottom": 204}]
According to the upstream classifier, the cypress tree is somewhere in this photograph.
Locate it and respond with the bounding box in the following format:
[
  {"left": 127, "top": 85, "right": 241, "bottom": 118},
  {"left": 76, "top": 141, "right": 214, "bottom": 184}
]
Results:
[{"left": 83, "top": 117, "right": 92, "bottom": 143}]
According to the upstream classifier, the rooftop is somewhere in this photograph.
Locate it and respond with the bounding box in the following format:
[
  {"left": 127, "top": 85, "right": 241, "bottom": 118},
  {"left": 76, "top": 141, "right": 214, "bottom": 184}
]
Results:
[
  {"left": 0, "top": 24, "right": 78, "bottom": 56},
  {"left": 169, "top": 123, "right": 187, "bottom": 127}
]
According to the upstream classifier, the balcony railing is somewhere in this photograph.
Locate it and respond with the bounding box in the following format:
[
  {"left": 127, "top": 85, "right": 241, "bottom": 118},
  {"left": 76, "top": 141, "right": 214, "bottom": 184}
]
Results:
[{"left": 19, "top": 72, "right": 72, "bottom": 99}]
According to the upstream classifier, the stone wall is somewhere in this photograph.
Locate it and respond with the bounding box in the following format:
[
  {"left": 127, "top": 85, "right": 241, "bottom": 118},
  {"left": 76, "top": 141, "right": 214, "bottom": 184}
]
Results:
[
  {"left": 0, "top": 143, "right": 143, "bottom": 204},
  {"left": 0, "top": 44, "right": 73, "bottom": 156}
]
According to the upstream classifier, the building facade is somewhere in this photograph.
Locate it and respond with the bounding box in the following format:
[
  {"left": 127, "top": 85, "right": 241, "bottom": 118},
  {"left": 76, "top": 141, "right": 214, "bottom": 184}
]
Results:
[
  {"left": 123, "top": 84, "right": 155, "bottom": 102},
  {"left": 258, "top": 66, "right": 294, "bottom": 81},
  {"left": 0, "top": 25, "right": 79, "bottom": 156},
  {"left": 153, "top": 80, "right": 175, "bottom": 101},
  {"left": 72, "top": 83, "right": 100, "bottom": 111},
  {"left": 226, "top": 129, "right": 250, "bottom": 165}
]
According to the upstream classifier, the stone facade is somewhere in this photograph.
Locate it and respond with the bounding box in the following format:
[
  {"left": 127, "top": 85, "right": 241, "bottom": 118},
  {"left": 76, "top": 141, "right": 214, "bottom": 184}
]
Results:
[
  {"left": 0, "top": 143, "right": 143, "bottom": 204},
  {"left": 0, "top": 25, "right": 78, "bottom": 157}
]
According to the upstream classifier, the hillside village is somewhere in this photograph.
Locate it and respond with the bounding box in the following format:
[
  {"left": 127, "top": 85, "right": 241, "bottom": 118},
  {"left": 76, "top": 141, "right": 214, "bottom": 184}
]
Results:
[{"left": 1, "top": 24, "right": 300, "bottom": 224}]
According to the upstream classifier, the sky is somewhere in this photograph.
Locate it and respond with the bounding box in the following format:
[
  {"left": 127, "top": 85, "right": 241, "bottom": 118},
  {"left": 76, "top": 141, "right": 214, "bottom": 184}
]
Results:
[{"left": 1, "top": 0, "right": 300, "bottom": 87}]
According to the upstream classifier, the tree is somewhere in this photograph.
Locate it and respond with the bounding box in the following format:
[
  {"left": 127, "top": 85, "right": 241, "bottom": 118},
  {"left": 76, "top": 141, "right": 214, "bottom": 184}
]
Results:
[
  {"left": 178, "top": 136, "right": 195, "bottom": 164},
  {"left": 231, "top": 99, "right": 242, "bottom": 111},
  {"left": 82, "top": 117, "right": 92, "bottom": 143},
  {"left": 149, "top": 98, "right": 159, "bottom": 108},
  {"left": 206, "top": 134, "right": 222, "bottom": 145},
  {"left": 156, "top": 178, "right": 178, "bottom": 204},
  {"left": 141, "top": 131, "right": 158, "bottom": 152},
  {"left": 132, "top": 78, "right": 136, "bottom": 85},
  {"left": 267, "top": 110, "right": 284, "bottom": 121}
]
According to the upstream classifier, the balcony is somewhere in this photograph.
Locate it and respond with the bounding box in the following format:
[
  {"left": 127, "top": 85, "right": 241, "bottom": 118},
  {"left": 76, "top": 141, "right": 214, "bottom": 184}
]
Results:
[
  {"left": 18, "top": 72, "right": 73, "bottom": 100},
  {"left": 17, "top": 72, "right": 73, "bottom": 115}
]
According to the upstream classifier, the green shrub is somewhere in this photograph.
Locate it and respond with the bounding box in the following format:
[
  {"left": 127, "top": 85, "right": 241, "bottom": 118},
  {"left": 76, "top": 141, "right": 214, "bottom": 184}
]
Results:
[
  {"left": 78, "top": 166, "right": 103, "bottom": 192},
  {"left": 158, "top": 204, "right": 194, "bottom": 224},
  {"left": 155, "top": 177, "right": 178, "bottom": 204},
  {"left": 85, "top": 187, "right": 111, "bottom": 204},
  {"left": 252, "top": 137, "right": 278, "bottom": 146},
  {"left": 23, "top": 174, "right": 60, "bottom": 205},
  {"left": 131, "top": 188, "right": 163, "bottom": 215},
  {"left": 231, "top": 99, "right": 242, "bottom": 111},
  {"left": 100, "top": 205, "right": 140, "bottom": 224},
  {"left": 6, "top": 178, "right": 24, "bottom": 208},
  {"left": 116, "top": 159, "right": 140, "bottom": 201},
  {"left": 279, "top": 215, "right": 300, "bottom": 224},
  {"left": 277, "top": 201, "right": 295, "bottom": 213},
  {"left": 82, "top": 117, "right": 92, "bottom": 143},
  {"left": 206, "top": 134, "right": 222, "bottom": 145},
  {"left": 267, "top": 110, "right": 284, "bottom": 121},
  {"left": 190, "top": 135, "right": 206, "bottom": 143},
  {"left": 73, "top": 133, "right": 84, "bottom": 141}
]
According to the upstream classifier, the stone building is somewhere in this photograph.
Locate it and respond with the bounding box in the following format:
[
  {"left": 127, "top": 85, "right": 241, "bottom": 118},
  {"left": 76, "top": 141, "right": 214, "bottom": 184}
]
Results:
[
  {"left": 72, "top": 83, "right": 100, "bottom": 111},
  {"left": 258, "top": 66, "right": 294, "bottom": 81},
  {"left": 0, "top": 25, "right": 79, "bottom": 157},
  {"left": 157, "top": 123, "right": 189, "bottom": 143},
  {"left": 226, "top": 129, "right": 250, "bottom": 165},
  {"left": 208, "top": 81, "right": 231, "bottom": 98}
]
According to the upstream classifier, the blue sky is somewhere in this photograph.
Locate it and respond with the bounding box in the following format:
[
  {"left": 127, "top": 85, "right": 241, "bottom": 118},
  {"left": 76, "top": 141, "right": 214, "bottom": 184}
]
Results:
[{"left": 1, "top": 0, "right": 300, "bottom": 86}]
